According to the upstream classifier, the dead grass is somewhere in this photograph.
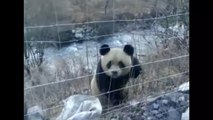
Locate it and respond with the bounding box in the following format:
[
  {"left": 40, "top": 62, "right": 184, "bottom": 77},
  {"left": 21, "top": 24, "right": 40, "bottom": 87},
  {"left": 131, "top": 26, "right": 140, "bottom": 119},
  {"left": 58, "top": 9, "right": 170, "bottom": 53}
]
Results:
[
  {"left": 24, "top": 56, "right": 92, "bottom": 115},
  {"left": 127, "top": 34, "right": 189, "bottom": 101}
]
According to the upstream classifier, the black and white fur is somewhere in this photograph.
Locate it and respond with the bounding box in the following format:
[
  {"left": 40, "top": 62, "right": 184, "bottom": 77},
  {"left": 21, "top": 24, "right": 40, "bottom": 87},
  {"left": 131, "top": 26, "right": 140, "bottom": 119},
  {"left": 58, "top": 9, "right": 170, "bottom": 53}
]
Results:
[{"left": 91, "top": 44, "right": 142, "bottom": 108}]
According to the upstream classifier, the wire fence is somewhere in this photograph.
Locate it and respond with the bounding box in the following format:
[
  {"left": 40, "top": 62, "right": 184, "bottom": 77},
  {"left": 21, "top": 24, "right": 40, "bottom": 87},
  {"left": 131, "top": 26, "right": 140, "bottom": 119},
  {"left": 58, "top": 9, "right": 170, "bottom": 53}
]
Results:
[
  {"left": 24, "top": 13, "right": 189, "bottom": 29},
  {"left": 24, "top": 54, "right": 188, "bottom": 91},
  {"left": 102, "top": 90, "right": 189, "bottom": 116},
  {"left": 24, "top": 0, "right": 189, "bottom": 119},
  {"left": 24, "top": 71, "right": 189, "bottom": 117},
  {"left": 24, "top": 54, "right": 189, "bottom": 118}
]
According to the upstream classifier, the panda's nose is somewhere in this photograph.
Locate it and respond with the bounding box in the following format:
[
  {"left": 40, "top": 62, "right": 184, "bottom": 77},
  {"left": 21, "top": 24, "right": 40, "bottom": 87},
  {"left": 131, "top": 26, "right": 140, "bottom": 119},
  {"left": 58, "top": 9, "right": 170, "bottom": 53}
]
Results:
[{"left": 112, "top": 71, "right": 118, "bottom": 75}]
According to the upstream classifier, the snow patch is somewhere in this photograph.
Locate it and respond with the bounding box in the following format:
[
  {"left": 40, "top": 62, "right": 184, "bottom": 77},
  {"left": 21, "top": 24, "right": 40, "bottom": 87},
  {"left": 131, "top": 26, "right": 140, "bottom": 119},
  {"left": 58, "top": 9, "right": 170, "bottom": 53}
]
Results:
[{"left": 178, "top": 82, "right": 189, "bottom": 92}]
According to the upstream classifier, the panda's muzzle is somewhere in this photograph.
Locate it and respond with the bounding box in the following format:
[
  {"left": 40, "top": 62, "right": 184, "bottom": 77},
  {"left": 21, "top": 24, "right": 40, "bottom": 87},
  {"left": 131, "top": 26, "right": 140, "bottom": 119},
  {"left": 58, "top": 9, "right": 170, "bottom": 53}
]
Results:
[
  {"left": 112, "top": 71, "right": 118, "bottom": 75},
  {"left": 111, "top": 71, "right": 118, "bottom": 78}
]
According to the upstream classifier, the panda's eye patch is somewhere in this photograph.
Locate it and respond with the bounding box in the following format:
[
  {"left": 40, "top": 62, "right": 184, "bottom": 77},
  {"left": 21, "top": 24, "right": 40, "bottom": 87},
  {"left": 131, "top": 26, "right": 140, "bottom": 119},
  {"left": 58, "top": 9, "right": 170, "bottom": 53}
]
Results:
[
  {"left": 107, "top": 61, "right": 112, "bottom": 68},
  {"left": 118, "top": 61, "right": 125, "bottom": 68}
]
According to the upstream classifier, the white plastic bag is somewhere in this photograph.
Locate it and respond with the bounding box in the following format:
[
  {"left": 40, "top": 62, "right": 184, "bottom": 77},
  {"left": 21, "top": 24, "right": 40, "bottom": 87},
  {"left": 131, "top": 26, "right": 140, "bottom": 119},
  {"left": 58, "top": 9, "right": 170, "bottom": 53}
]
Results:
[{"left": 56, "top": 94, "right": 102, "bottom": 120}]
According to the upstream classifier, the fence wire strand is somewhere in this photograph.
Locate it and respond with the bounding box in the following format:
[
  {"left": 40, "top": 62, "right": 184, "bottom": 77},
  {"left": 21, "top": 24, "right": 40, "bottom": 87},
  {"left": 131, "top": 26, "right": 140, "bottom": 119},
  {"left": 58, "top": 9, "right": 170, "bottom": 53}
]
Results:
[
  {"left": 24, "top": 35, "right": 185, "bottom": 63},
  {"left": 24, "top": 80, "right": 189, "bottom": 117},
  {"left": 95, "top": 71, "right": 188, "bottom": 98},
  {"left": 24, "top": 13, "right": 189, "bottom": 29},
  {"left": 24, "top": 54, "right": 189, "bottom": 91}
]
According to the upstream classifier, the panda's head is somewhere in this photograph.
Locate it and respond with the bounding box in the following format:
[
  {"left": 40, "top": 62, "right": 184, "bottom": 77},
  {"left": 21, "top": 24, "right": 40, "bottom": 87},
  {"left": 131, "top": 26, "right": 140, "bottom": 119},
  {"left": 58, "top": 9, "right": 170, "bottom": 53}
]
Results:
[{"left": 100, "top": 44, "right": 134, "bottom": 78}]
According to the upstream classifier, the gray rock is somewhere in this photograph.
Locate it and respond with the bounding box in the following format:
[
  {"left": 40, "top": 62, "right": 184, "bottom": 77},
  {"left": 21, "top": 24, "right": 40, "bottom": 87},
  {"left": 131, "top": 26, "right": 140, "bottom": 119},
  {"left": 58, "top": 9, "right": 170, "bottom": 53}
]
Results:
[
  {"left": 167, "top": 107, "right": 181, "bottom": 120},
  {"left": 126, "top": 117, "right": 132, "bottom": 120},
  {"left": 143, "top": 112, "right": 148, "bottom": 116},
  {"left": 156, "top": 113, "right": 163, "bottom": 118},
  {"left": 168, "top": 101, "right": 177, "bottom": 107},
  {"left": 180, "top": 100, "right": 188, "bottom": 106},
  {"left": 152, "top": 110, "right": 159, "bottom": 115},
  {"left": 147, "top": 116, "right": 154, "bottom": 120},
  {"left": 178, "top": 96, "right": 185, "bottom": 102},
  {"left": 159, "top": 107, "right": 167, "bottom": 113},
  {"left": 162, "top": 99, "right": 168, "bottom": 105},
  {"left": 99, "top": 82, "right": 189, "bottom": 120},
  {"left": 153, "top": 103, "right": 159, "bottom": 110},
  {"left": 170, "top": 94, "right": 177, "bottom": 103},
  {"left": 141, "top": 106, "right": 147, "bottom": 111},
  {"left": 184, "top": 94, "right": 189, "bottom": 101},
  {"left": 141, "top": 116, "right": 146, "bottom": 120},
  {"left": 111, "top": 118, "right": 118, "bottom": 120}
]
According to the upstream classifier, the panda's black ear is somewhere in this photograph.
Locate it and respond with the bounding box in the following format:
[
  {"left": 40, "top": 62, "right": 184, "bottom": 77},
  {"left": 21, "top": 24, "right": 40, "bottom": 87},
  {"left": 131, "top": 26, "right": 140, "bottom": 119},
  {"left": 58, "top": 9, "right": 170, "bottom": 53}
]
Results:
[
  {"left": 124, "top": 44, "right": 134, "bottom": 56},
  {"left": 100, "top": 44, "right": 110, "bottom": 55}
]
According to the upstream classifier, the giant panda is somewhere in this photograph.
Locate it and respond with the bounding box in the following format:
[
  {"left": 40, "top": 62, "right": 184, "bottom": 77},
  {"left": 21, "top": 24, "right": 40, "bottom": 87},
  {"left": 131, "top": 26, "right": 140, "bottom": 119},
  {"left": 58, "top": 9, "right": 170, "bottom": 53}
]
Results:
[{"left": 91, "top": 44, "right": 142, "bottom": 109}]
